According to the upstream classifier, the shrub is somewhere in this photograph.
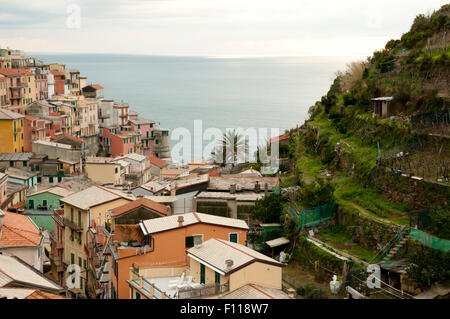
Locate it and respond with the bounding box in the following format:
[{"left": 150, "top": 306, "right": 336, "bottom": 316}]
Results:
[
  {"left": 251, "top": 193, "right": 284, "bottom": 223},
  {"left": 296, "top": 283, "right": 327, "bottom": 299},
  {"left": 298, "top": 178, "right": 335, "bottom": 208}
]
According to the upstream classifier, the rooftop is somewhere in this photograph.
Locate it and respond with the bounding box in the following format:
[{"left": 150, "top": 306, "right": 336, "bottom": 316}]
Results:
[
  {"left": 0, "top": 109, "right": 25, "bottom": 120},
  {"left": 207, "top": 176, "right": 279, "bottom": 192},
  {"left": 187, "top": 238, "right": 283, "bottom": 275},
  {"left": 27, "top": 185, "right": 74, "bottom": 198},
  {"left": 60, "top": 185, "right": 134, "bottom": 210},
  {"left": 115, "top": 153, "right": 147, "bottom": 163},
  {"left": 149, "top": 156, "right": 169, "bottom": 169},
  {"left": 0, "top": 152, "right": 39, "bottom": 162},
  {"left": 220, "top": 284, "right": 290, "bottom": 299},
  {"left": 6, "top": 167, "right": 38, "bottom": 180},
  {"left": 140, "top": 212, "right": 248, "bottom": 235},
  {"left": 111, "top": 197, "right": 169, "bottom": 217},
  {"left": 0, "top": 255, "right": 62, "bottom": 292},
  {"left": 195, "top": 191, "right": 264, "bottom": 201},
  {"left": 0, "top": 288, "right": 68, "bottom": 299},
  {"left": 0, "top": 212, "right": 42, "bottom": 248}
]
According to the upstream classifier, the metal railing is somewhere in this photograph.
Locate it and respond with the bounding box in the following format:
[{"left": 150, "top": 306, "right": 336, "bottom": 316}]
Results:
[{"left": 63, "top": 217, "right": 83, "bottom": 231}]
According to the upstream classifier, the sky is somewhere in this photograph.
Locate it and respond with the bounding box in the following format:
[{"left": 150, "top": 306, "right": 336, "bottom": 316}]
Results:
[{"left": 0, "top": 0, "right": 448, "bottom": 57}]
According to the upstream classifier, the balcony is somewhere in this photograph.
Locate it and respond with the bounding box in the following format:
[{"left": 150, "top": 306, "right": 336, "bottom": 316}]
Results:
[
  {"left": 50, "top": 253, "right": 65, "bottom": 272},
  {"left": 49, "top": 232, "right": 64, "bottom": 249},
  {"left": 63, "top": 217, "right": 83, "bottom": 232},
  {"left": 128, "top": 268, "right": 230, "bottom": 299}
]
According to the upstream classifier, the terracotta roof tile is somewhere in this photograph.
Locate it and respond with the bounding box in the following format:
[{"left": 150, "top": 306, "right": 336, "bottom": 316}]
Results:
[
  {"left": 0, "top": 212, "right": 42, "bottom": 248},
  {"left": 111, "top": 197, "right": 169, "bottom": 217},
  {"left": 149, "top": 156, "right": 168, "bottom": 168}
]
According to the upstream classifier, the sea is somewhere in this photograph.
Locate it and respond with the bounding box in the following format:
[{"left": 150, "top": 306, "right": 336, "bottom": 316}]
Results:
[{"left": 32, "top": 54, "right": 360, "bottom": 161}]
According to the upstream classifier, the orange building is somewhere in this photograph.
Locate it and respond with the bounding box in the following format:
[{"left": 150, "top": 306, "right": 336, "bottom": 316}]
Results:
[{"left": 106, "top": 212, "right": 248, "bottom": 299}]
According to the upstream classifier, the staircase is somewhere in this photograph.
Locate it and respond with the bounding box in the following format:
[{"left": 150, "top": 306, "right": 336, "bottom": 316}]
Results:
[
  {"left": 381, "top": 236, "right": 409, "bottom": 263},
  {"left": 369, "top": 227, "right": 410, "bottom": 265}
]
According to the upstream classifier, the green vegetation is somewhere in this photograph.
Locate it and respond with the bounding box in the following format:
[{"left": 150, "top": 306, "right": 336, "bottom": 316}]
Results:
[
  {"left": 425, "top": 202, "right": 450, "bottom": 240},
  {"left": 297, "top": 179, "right": 335, "bottom": 208},
  {"left": 296, "top": 283, "right": 327, "bottom": 299},
  {"left": 251, "top": 193, "right": 283, "bottom": 223},
  {"left": 407, "top": 248, "right": 450, "bottom": 289}
]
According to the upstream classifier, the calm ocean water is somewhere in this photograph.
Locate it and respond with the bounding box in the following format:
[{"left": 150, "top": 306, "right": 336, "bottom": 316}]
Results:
[{"left": 32, "top": 54, "right": 358, "bottom": 159}]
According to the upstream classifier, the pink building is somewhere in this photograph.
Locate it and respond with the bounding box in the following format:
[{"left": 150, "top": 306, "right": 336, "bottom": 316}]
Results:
[
  {"left": 100, "top": 127, "right": 141, "bottom": 157},
  {"left": 34, "top": 71, "right": 48, "bottom": 100},
  {"left": 128, "top": 117, "right": 156, "bottom": 157}
]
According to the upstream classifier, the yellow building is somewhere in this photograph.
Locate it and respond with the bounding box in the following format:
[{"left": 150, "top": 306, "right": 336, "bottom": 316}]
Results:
[
  {"left": 60, "top": 186, "right": 133, "bottom": 298},
  {"left": 16, "top": 69, "right": 36, "bottom": 112},
  {"left": 0, "top": 75, "right": 8, "bottom": 107},
  {"left": 0, "top": 109, "right": 25, "bottom": 153},
  {"left": 128, "top": 238, "right": 286, "bottom": 299},
  {"left": 84, "top": 157, "right": 129, "bottom": 185}
]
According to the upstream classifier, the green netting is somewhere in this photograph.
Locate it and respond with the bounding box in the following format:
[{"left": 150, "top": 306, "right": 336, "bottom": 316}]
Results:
[
  {"left": 287, "top": 201, "right": 336, "bottom": 230},
  {"left": 409, "top": 228, "right": 450, "bottom": 252},
  {"left": 273, "top": 186, "right": 281, "bottom": 195}
]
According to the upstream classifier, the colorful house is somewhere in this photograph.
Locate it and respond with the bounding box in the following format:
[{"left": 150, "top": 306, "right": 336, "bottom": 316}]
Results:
[
  {"left": 127, "top": 238, "right": 285, "bottom": 299},
  {"left": 100, "top": 127, "right": 142, "bottom": 157},
  {"left": 0, "top": 109, "right": 25, "bottom": 153},
  {"left": 0, "top": 211, "right": 44, "bottom": 271},
  {"left": 84, "top": 156, "right": 130, "bottom": 186},
  {"left": 26, "top": 186, "right": 74, "bottom": 210},
  {"left": 106, "top": 212, "right": 248, "bottom": 299},
  {"left": 60, "top": 186, "right": 134, "bottom": 298}
]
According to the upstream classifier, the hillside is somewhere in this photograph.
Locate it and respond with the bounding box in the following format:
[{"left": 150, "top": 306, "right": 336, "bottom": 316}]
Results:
[{"left": 260, "top": 4, "right": 450, "bottom": 297}]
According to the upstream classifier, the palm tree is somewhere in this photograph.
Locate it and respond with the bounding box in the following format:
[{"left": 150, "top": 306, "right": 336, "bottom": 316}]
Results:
[{"left": 211, "top": 129, "right": 249, "bottom": 166}]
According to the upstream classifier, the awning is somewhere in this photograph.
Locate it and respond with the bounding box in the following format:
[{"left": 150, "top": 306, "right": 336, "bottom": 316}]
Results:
[{"left": 265, "top": 237, "right": 290, "bottom": 248}]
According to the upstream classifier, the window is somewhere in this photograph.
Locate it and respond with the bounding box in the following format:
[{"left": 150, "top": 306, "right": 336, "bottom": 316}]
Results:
[
  {"left": 136, "top": 292, "right": 141, "bottom": 299},
  {"left": 23, "top": 161, "right": 27, "bottom": 167},
  {"left": 78, "top": 257, "right": 82, "bottom": 267},
  {"left": 144, "top": 235, "right": 152, "bottom": 247},
  {"left": 185, "top": 236, "right": 194, "bottom": 248},
  {"left": 49, "top": 176, "right": 53, "bottom": 183},
  {"left": 229, "top": 233, "right": 238, "bottom": 243},
  {"left": 71, "top": 253, "right": 75, "bottom": 265},
  {"left": 215, "top": 272, "right": 220, "bottom": 284},
  {"left": 9, "top": 161, "right": 14, "bottom": 167}
]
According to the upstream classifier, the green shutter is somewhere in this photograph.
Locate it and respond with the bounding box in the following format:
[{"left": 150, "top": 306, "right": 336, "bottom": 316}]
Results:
[
  {"left": 215, "top": 272, "right": 220, "bottom": 284},
  {"left": 185, "top": 236, "right": 194, "bottom": 248},
  {"left": 200, "top": 264, "right": 205, "bottom": 284},
  {"left": 229, "top": 233, "right": 238, "bottom": 243}
]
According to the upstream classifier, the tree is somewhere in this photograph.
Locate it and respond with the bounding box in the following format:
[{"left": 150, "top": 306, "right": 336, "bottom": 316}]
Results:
[
  {"left": 211, "top": 129, "right": 249, "bottom": 167},
  {"left": 426, "top": 202, "right": 450, "bottom": 240},
  {"left": 406, "top": 248, "right": 450, "bottom": 289},
  {"left": 297, "top": 179, "right": 335, "bottom": 208},
  {"left": 251, "top": 193, "right": 283, "bottom": 223}
]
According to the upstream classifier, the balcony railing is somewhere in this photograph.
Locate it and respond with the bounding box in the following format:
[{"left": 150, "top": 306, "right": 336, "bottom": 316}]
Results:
[
  {"left": 63, "top": 217, "right": 83, "bottom": 231},
  {"left": 177, "top": 282, "right": 230, "bottom": 299},
  {"left": 49, "top": 232, "right": 64, "bottom": 249}
]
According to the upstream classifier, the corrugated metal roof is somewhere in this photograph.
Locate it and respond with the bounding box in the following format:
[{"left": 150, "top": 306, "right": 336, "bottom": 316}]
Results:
[{"left": 265, "top": 237, "right": 290, "bottom": 248}]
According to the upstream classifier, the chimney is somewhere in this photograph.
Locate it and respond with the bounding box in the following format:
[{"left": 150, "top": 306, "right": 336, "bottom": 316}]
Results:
[
  {"left": 0, "top": 210, "right": 5, "bottom": 240},
  {"left": 225, "top": 259, "right": 234, "bottom": 270},
  {"left": 254, "top": 181, "right": 260, "bottom": 193},
  {"left": 230, "top": 184, "right": 236, "bottom": 194},
  {"left": 166, "top": 205, "right": 171, "bottom": 216},
  {"left": 177, "top": 215, "right": 184, "bottom": 227}
]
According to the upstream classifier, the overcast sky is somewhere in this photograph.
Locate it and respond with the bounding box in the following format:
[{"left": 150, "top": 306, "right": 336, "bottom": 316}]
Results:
[{"left": 0, "top": 0, "right": 447, "bottom": 56}]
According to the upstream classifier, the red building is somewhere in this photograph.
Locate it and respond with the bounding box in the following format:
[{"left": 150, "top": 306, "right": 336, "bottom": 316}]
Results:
[
  {"left": 24, "top": 115, "right": 47, "bottom": 152},
  {"left": 50, "top": 71, "right": 66, "bottom": 96},
  {"left": 100, "top": 127, "right": 142, "bottom": 157}
]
